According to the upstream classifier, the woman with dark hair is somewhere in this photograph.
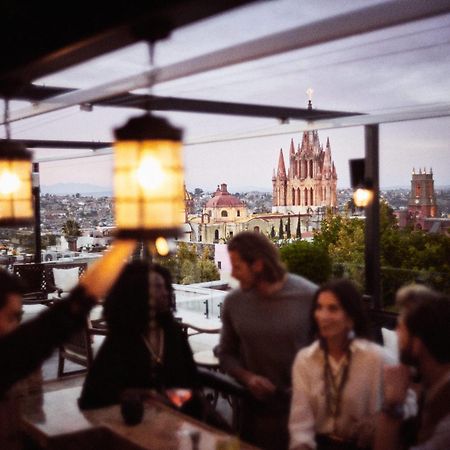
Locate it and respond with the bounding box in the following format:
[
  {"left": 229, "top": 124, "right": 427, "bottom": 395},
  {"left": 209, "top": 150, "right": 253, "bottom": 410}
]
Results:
[
  {"left": 289, "top": 279, "right": 391, "bottom": 450},
  {"left": 78, "top": 260, "right": 200, "bottom": 414}
]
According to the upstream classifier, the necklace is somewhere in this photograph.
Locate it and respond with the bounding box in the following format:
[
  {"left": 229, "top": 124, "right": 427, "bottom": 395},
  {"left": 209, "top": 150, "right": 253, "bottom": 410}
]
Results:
[
  {"left": 323, "top": 346, "right": 352, "bottom": 420},
  {"left": 142, "top": 328, "right": 164, "bottom": 365}
]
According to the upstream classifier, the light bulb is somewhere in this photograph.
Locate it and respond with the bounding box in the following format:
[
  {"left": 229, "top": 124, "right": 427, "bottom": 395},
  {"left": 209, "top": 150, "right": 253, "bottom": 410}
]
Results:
[
  {"left": 0, "top": 171, "right": 21, "bottom": 195},
  {"left": 353, "top": 188, "right": 373, "bottom": 207},
  {"left": 136, "top": 156, "right": 165, "bottom": 190},
  {"left": 155, "top": 237, "right": 170, "bottom": 256}
]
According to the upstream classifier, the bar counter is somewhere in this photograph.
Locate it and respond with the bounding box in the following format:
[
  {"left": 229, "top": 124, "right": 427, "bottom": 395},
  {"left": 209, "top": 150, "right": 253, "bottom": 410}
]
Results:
[{"left": 20, "top": 386, "right": 258, "bottom": 449}]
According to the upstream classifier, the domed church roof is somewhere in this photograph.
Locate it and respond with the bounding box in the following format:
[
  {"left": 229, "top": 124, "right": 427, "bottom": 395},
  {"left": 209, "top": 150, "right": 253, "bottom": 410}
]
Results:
[{"left": 205, "top": 183, "right": 244, "bottom": 208}]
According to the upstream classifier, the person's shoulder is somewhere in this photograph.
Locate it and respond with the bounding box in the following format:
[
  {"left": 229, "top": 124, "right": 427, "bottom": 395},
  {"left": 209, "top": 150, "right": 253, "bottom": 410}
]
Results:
[
  {"left": 224, "top": 287, "right": 245, "bottom": 302},
  {"left": 352, "top": 338, "right": 388, "bottom": 362},
  {"left": 352, "top": 338, "right": 382, "bottom": 352},
  {"left": 286, "top": 273, "right": 318, "bottom": 292},
  {"left": 295, "top": 340, "right": 321, "bottom": 363}
]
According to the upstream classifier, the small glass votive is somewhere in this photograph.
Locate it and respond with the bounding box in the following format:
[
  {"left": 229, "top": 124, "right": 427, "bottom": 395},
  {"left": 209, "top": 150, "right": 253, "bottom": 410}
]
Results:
[{"left": 120, "top": 390, "right": 144, "bottom": 425}]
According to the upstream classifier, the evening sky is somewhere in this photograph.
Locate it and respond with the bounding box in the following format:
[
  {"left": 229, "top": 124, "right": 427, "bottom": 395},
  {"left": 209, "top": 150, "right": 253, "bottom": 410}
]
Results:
[{"left": 4, "top": 0, "right": 450, "bottom": 192}]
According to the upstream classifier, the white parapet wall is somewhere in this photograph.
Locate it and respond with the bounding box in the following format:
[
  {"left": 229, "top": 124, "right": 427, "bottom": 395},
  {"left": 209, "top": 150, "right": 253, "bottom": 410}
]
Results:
[{"left": 174, "top": 282, "right": 228, "bottom": 320}]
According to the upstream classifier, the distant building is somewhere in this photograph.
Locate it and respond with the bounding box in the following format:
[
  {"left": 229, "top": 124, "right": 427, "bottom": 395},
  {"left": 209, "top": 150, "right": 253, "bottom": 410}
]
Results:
[
  {"left": 272, "top": 101, "right": 337, "bottom": 214},
  {"left": 187, "top": 182, "right": 316, "bottom": 246},
  {"left": 397, "top": 168, "right": 449, "bottom": 234},
  {"left": 190, "top": 183, "right": 249, "bottom": 243},
  {"left": 408, "top": 167, "right": 438, "bottom": 219},
  {"left": 184, "top": 184, "right": 195, "bottom": 221}
]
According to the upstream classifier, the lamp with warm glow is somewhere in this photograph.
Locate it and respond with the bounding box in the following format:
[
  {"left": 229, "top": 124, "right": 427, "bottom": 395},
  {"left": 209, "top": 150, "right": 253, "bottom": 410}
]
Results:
[
  {"left": 353, "top": 187, "right": 373, "bottom": 208},
  {"left": 0, "top": 141, "right": 33, "bottom": 226},
  {"left": 349, "top": 158, "right": 373, "bottom": 208},
  {"left": 113, "top": 114, "right": 184, "bottom": 240}
]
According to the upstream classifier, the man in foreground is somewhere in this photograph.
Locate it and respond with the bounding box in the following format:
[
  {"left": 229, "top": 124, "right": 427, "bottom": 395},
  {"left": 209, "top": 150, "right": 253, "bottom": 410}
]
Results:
[
  {"left": 375, "top": 285, "right": 450, "bottom": 450},
  {"left": 218, "top": 231, "right": 317, "bottom": 450}
]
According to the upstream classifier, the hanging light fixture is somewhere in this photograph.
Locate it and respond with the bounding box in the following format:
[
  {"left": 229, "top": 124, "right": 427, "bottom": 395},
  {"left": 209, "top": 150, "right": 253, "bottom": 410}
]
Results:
[
  {"left": 349, "top": 158, "right": 373, "bottom": 208},
  {"left": 0, "top": 140, "right": 33, "bottom": 226},
  {"left": 113, "top": 113, "right": 185, "bottom": 241}
]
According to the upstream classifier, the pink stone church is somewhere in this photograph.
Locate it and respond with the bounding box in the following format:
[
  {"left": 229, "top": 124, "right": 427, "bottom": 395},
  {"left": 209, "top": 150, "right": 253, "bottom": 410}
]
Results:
[{"left": 272, "top": 103, "right": 338, "bottom": 214}]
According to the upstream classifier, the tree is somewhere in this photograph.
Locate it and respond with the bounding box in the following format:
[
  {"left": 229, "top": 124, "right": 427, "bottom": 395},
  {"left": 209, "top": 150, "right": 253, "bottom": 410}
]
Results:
[
  {"left": 155, "top": 242, "right": 220, "bottom": 285},
  {"left": 62, "top": 219, "right": 82, "bottom": 251},
  {"left": 296, "top": 213, "right": 302, "bottom": 239},
  {"left": 280, "top": 240, "right": 331, "bottom": 284},
  {"left": 42, "top": 234, "right": 57, "bottom": 248},
  {"left": 313, "top": 214, "right": 344, "bottom": 250},
  {"left": 286, "top": 214, "right": 291, "bottom": 239},
  {"left": 278, "top": 218, "right": 284, "bottom": 240},
  {"left": 270, "top": 225, "right": 276, "bottom": 239},
  {"left": 313, "top": 201, "right": 450, "bottom": 308}
]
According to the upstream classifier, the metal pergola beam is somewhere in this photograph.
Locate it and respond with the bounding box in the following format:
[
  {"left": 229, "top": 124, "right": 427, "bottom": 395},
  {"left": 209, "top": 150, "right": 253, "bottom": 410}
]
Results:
[
  {"left": 20, "top": 139, "right": 111, "bottom": 150},
  {"left": 11, "top": 85, "right": 362, "bottom": 121},
  {"left": 0, "top": 0, "right": 257, "bottom": 92},
  {"left": 364, "top": 125, "right": 381, "bottom": 309},
  {"left": 117, "top": 95, "right": 362, "bottom": 121},
  {"left": 5, "top": 0, "right": 450, "bottom": 125}
]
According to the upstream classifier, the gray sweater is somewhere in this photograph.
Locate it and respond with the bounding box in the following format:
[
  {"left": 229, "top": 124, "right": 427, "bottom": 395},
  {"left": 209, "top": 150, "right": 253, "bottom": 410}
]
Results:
[{"left": 218, "top": 273, "right": 317, "bottom": 391}]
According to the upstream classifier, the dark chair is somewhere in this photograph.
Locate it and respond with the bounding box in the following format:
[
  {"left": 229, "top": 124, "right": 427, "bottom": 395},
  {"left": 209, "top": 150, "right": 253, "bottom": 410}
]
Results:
[
  {"left": 57, "top": 318, "right": 107, "bottom": 377},
  {"left": 44, "top": 262, "right": 88, "bottom": 298},
  {"left": 13, "top": 261, "right": 88, "bottom": 306},
  {"left": 198, "top": 367, "right": 249, "bottom": 433},
  {"left": 13, "top": 263, "right": 53, "bottom": 306},
  {"left": 57, "top": 322, "right": 94, "bottom": 377},
  {"left": 178, "top": 320, "right": 248, "bottom": 432}
]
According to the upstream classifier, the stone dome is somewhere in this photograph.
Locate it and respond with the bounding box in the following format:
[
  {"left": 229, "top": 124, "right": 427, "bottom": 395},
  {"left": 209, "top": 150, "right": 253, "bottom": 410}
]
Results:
[{"left": 205, "top": 184, "right": 244, "bottom": 208}]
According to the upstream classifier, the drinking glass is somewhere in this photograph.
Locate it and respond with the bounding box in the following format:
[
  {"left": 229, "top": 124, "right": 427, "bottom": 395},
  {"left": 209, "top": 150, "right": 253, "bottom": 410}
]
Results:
[{"left": 165, "top": 388, "right": 193, "bottom": 408}]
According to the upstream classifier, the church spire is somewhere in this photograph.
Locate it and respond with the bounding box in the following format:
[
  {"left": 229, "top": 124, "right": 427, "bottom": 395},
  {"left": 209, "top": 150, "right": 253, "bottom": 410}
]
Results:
[
  {"left": 277, "top": 148, "right": 287, "bottom": 179},
  {"left": 290, "top": 138, "right": 295, "bottom": 156}
]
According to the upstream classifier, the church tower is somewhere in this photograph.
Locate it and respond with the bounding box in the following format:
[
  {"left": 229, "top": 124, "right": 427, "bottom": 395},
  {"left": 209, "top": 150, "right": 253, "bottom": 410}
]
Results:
[
  {"left": 407, "top": 168, "right": 437, "bottom": 218},
  {"left": 272, "top": 148, "right": 287, "bottom": 208},
  {"left": 272, "top": 95, "right": 337, "bottom": 214}
]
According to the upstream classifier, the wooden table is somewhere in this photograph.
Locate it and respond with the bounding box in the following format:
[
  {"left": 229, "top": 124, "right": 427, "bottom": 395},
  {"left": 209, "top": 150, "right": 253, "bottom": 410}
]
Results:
[{"left": 20, "top": 386, "right": 258, "bottom": 449}]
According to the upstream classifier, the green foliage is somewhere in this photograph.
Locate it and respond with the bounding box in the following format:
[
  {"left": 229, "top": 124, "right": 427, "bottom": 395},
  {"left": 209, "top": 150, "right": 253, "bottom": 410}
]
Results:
[
  {"left": 313, "top": 200, "right": 450, "bottom": 308},
  {"left": 155, "top": 242, "right": 220, "bottom": 285},
  {"left": 62, "top": 219, "right": 82, "bottom": 238},
  {"left": 279, "top": 240, "right": 331, "bottom": 284},
  {"left": 270, "top": 225, "right": 275, "bottom": 239},
  {"left": 278, "top": 218, "right": 283, "bottom": 240},
  {"left": 381, "top": 228, "right": 450, "bottom": 301},
  {"left": 313, "top": 214, "right": 344, "bottom": 250},
  {"left": 42, "top": 234, "right": 57, "bottom": 247},
  {"left": 286, "top": 215, "right": 291, "bottom": 239},
  {"left": 296, "top": 213, "right": 302, "bottom": 239}
]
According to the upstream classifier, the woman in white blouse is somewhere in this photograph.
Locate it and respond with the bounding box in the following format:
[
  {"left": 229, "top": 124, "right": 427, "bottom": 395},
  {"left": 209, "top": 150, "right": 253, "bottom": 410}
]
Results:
[{"left": 289, "top": 279, "right": 390, "bottom": 450}]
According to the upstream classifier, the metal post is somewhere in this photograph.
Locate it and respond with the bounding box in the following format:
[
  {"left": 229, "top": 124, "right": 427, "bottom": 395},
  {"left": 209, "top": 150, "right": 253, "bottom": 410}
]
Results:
[
  {"left": 32, "top": 162, "right": 42, "bottom": 263},
  {"left": 364, "top": 125, "right": 381, "bottom": 309}
]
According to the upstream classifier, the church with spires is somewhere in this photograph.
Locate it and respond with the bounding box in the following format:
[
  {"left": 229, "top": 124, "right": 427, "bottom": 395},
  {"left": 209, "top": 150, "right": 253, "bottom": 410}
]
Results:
[{"left": 272, "top": 99, "right": 337, "bottom": 214}]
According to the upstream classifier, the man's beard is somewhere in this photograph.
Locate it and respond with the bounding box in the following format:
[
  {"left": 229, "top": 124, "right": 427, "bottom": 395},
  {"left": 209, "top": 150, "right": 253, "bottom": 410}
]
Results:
[
  {"left": 399, "top": 339, "right": 419, "bottom": 368},
  {"left": 399, "top": 343, "right": 422, "bottom": 382}
]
